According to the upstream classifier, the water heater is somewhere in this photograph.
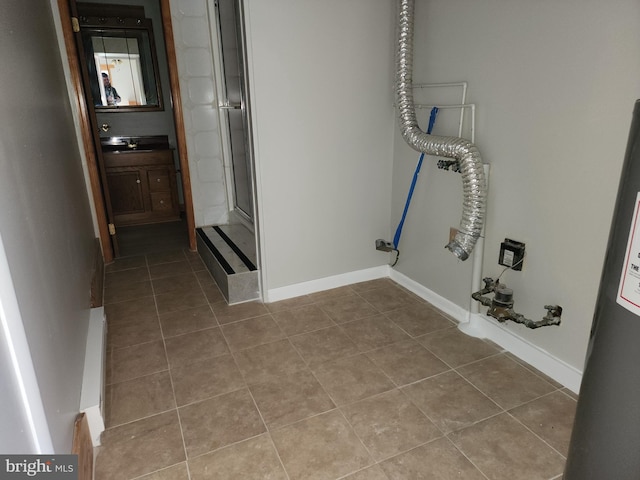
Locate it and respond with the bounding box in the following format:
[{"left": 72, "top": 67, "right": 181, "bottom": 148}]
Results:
[{"left": 564, "top": 100, "right": 640, "bottom": 478}]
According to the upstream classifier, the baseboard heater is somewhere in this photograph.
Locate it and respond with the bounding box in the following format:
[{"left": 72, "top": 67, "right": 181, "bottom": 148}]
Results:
[{"left": 79, "top": 307, "right": 106, "bottom": 447}]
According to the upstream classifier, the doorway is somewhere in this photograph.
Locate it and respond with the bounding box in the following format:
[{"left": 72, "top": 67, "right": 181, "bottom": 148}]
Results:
[
  {"left": 189, "top": 0, "right": 260, "bottom": 304},
  {"left": 58, "top": 0, "right": 196, "bottom": 262}
]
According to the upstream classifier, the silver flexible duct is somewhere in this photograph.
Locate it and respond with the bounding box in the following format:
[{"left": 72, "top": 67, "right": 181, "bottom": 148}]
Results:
[{"left": 396, "top": 0, "right": 487, "bottom": 261}]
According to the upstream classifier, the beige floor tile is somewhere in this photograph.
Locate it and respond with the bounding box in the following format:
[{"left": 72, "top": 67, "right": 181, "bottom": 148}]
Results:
[
  {"left": 457, "top": 354, "right": 557, "bottom": 410},
  {"left": 561, "top": 387, "right": 579, "bottom": 400},
  {"left": 306, "top": 286, "right": 355, "bottom": 302},
  {"left": 155, "top": 289, "right": 209, "bottom": 315},
  {"left": 105, "top": 347, "right": 113, "bottom": 385},
  {"left": 385, "top": 304, "right": 454, "bottom": 337},
  {"left": 449, "top": 413, "right": 566, "bottom": 480},
  {"left": 152, "top": 272, "right": 201, "bottom": 295},
  {"left": 200, "top": 282, "right": 226, "bottom": 304},
  {"left": 340, "top": 315, "right": 411, "bottom": 351},
  {"left": 105, "top": 266, "right": 150, "bottom": 289},
  {"left": 401, "top": 370, "right": 502, "bottom": 434},
  {"left": 195, "top": 269, "right": 215, "bottom": 284},
  {"left": 250, "top": 370, "right": 335, "bottom": 429},
  {"left": 289, "top": 325, "right": 360, "bottom": 367},
  {"left": 233, "top": 339, "right": 307, "bottom": 384},
  {"left": 350, "top": 278, "right": 397, "bottom": 293},
  {"left": 159, "top": 305, "right": 217, "bottom": 338},
  {"left": 316, "top": 293, "right": 379, "bottom": 324},
  {"left": 312, "top": 353, "right": 395, "bottom": 405},
  {"left": 171, "top": 355, "right": 245, "bottom": 406},
  {"left": 272, "top": 304, "right": 336, "bottom": 336},
  {"left": 188, "top": 434, "right": 287, "bottom": 480},
  {"left": 211, "top": 300, "right": 270, "bottom": 325},
  {"left": 104, "top": 296, "right": 157, "bottom": 324},
  {"left": 357, "top": 285, "right": 421, "bottom": 313},
  {"left": 179, "top": 389, "right": 266, "bottom": 458},
  {"left": 164, "top": 327, "right": 229, "bottom": 369},
  {"left": 185, "top": 254, "right": 207, "bottom": 272},
  {"left": 109, "top": 340, "right": 168, "bottom": 384},
  {"left": 146, "top": 250, "right": 187, "bottom": 266},
  {"left": 220, "top": 315, "right": 285, "bottom": 352},
  {"left": 148, "top": 260, "right": 194, "bottom": 279},
  {"left": 265, "top": 295, "right": 315, "bottom": 313},
  {"left": 418, "top": 327, "right": 502, "bottom": 367},
  {"left": 341, "top": 464, "right": 389, "bottom": 480},
  {"left": 271, "top": 410, "right": 372, "bottom": 480},
  {"left": 341, "top": 389, "right": 441, "bottom": 461},
  {"left": 95, "top": 411, "right": 185, "bottom": 480},
  {"left": 104, "top": 279, "right": 153, "bottom": 304},
  {"left": 105, "top": 255, "right": 147, "bottom": 273},
  {"left": 105, "top": 371, "right": 175, "bottom": 428},
  {"left": 505, "top": 351, "right": 565, "bottom": 388},
  {"left": 107, "top": 315, "right": 162, "bottom": 349},
  {"left": 137, "top": 462, "right": 189, "bottom": 480},
  {"left": 192, "top": 271, "right": 225, "bottom": 303},
  {"left": 509, "top": 390, "right": 577, "bottom": 456},
  {"left": 380, "top": 437, "right": 486, "bottom": 479},
  {"left": 96, "top": 276, "right": 577, "bottom": 480},
  {"left": 366, "top": 339, "right": 450, "bottom": 386}
]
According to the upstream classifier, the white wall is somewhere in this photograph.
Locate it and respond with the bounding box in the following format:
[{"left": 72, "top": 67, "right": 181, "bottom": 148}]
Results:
[
  {"left": 0, "top": 0, "right": 96, "bottom": 452},
  {"left": 392, "top": 0, "right": 640, "bottom": 370},
  {"left": 170, "top": 0, "right": 230, "bottom": 227},
  {"left": 245, "top": 0, "right": 396, "bottom": 291}
]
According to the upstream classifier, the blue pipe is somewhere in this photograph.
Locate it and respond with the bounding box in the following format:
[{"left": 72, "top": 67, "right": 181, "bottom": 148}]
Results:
[{"left": 393, "top": 107, "right": 439, "bottom": 249}]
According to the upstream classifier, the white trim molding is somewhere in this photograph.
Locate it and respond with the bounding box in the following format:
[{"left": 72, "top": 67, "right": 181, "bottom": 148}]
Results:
[{"left": 265, "top": 265, "right": 390, "bottom": 303}]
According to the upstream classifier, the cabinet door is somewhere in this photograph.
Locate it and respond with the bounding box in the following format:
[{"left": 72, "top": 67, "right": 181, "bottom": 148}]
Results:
[{"left": 107, "top": 171, "right": 145, "bottom": 215}]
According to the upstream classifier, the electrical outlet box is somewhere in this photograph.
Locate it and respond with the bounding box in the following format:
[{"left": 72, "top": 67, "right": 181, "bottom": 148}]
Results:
[
  {"left": 499, "top": 238, "right": 525, "bottom": 271},
  {"left": 375, "top": 239, "right": 395, "bottom": 252}
]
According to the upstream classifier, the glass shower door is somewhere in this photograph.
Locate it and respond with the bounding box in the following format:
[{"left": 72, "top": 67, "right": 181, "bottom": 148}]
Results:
[{"left": 216, "top": 0, "right": 254, "bottom": 223}]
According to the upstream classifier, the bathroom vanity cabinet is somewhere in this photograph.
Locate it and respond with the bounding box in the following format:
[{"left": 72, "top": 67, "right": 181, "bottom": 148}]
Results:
[{"left": 103, "top": 149, "right": 180, "bottom": 226}]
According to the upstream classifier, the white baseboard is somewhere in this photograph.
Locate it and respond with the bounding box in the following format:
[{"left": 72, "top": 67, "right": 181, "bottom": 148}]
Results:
[
  {"left": 80, "top": 307, "right": 106, "bottom": 447},
  {"left": 390, "top": 269, "right": 582, "bottom": 394},
  {"left": 389, "top": 269, "right": 469, "bottom": 322},
  {"left": 265, "top": 265, "right": 390, "bottom": 303},
  {"left": 460, "top": 313, "right": 582, "bottom": 394}
]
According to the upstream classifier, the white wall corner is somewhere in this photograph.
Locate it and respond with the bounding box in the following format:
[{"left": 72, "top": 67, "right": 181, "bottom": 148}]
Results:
[
  {"left": 390, "top": 269, "right": 582, "bottom": 394},
  {"left": 79, "top": 307, "right": 107, "bottom": 447}
]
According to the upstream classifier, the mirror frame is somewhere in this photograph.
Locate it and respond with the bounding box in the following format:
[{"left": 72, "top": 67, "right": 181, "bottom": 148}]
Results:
[{"left": 78, "top": 10, "right": 163, "bottom": 113}]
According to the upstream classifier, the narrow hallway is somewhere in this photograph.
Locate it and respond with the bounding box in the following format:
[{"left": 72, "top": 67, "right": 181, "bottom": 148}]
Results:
[{"left": 97, "top": 250, "right": 576, "bottom": 479}]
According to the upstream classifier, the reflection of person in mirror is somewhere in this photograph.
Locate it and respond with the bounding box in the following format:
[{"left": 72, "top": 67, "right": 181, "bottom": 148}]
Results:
[{"left": 102, "top": 72, "right": 121, "bottom": 105}]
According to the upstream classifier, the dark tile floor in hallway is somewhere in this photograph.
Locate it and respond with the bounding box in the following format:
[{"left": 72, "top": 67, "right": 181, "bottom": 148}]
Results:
[{"left": 96, "top": 248, "right": 577, "bottom": 480}]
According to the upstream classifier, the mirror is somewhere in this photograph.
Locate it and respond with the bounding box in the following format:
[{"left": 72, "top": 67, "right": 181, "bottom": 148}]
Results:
[{"left": 79, "top": 14, "right": 163, "bottom": 112}]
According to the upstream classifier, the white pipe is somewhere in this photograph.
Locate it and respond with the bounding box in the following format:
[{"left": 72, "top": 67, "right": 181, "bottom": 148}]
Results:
[
  {"left": 467, "top": 162, "right": 491, "bottom": 317},
  {"left": 412, "top": 82, "right": 468, "bottom": 89},
  {"left": 409, "top": 103, "right": 476, "bottom": 142},
  {"left": 409, "top": 81, "right": 468, "bottom": 139}
]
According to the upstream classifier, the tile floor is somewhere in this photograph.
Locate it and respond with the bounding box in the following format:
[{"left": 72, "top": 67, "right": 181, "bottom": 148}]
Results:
[{"left": 96, "top": 248, "right": 577, "bottom": 480}]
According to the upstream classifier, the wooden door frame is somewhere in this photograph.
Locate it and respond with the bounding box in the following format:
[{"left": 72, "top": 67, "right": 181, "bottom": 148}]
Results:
[{"left": 57, "top": 0, "right": 197, "bottom": 263}]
